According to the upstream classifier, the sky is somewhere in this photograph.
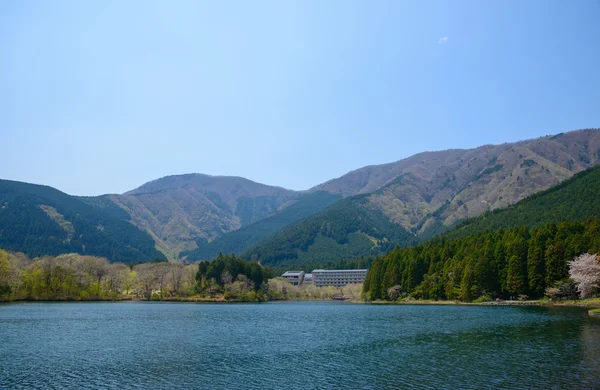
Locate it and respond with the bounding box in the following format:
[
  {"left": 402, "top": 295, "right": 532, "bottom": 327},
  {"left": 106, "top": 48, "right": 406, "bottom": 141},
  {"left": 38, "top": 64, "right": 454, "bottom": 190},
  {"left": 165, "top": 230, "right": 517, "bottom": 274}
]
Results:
[{"left": 1, "top": 0, "right": 599, "bottom": 195}]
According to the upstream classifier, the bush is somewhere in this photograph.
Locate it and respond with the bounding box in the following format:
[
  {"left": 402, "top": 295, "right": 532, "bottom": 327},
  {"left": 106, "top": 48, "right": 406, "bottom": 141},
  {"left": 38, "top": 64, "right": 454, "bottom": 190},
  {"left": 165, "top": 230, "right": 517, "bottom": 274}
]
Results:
[
  {"left": 473, "top": 294, "right": 493, "bottom": 303},
  {"left": 545, "top": 279, "right": 579, "bottom": 300}
]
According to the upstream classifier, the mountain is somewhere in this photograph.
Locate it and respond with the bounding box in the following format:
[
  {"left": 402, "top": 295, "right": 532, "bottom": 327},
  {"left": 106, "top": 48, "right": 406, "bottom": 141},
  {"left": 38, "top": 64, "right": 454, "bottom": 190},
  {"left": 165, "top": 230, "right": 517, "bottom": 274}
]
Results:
[
  {"left": 182, "top": 191, "right": 341, "bottom": 261},
  {"left": 243, "top": 195, "right": 417, "bottom": 269},
  {"left": 312, "top": 129, "right": 600, "bottom": 236},
  {"left": 246, "top": 129, "right": 600, "bottom": 267},
  {"left": 362, "top": 163, "right": 600, "bottom": 302},
  {"left": 0, "top": 179, "right": 164, "bottom": 263},
  {"left": 443, "top": 164, "right": 600, "bottom": 240},
  {"left": 5, "top": 128, "right": 597, "bottom": 265},
  {"left": 99, "top": 174, "right": 301, "bottom": 259}
]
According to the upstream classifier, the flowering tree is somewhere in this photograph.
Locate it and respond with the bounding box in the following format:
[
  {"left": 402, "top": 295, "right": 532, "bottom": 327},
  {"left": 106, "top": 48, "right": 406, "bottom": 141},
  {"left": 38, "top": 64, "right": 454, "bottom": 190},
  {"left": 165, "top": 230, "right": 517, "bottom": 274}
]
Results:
[{"left": 568, "top": 253, "right": 600, "bottom": 299}]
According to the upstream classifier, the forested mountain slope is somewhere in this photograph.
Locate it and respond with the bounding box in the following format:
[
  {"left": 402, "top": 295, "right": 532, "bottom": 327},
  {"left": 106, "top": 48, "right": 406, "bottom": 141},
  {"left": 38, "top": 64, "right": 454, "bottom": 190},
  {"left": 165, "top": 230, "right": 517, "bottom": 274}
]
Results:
[
  {"left": 313, "top": 129, "right": 600, "bottom": 238},
  {"left": 0, "top": 180, "right": 164, "bottom": 262},
  {"left": 93, "top": 174, "right": 301, "bottom": 259},
  {"left": 444, "top": 165, "right": 600, "bottom": 240},
  {"left": 363, "top": 164, "right": 600, "bottom": 302},
  {"left": 245, "top": 135, "right": 600, "bottom": 269},
  {"left": 182, "top": 191, "right": 341, "bottom": 261},
  {"left": 243, "top": 195, "right": 418, "bottom": 269}
]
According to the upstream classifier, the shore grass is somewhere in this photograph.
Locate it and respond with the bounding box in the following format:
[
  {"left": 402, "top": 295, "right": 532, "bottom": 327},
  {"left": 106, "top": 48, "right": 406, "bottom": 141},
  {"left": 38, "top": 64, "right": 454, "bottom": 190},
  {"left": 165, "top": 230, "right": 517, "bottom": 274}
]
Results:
[{"left": 361, "top": 297, "right": 600, "bottom": 308}]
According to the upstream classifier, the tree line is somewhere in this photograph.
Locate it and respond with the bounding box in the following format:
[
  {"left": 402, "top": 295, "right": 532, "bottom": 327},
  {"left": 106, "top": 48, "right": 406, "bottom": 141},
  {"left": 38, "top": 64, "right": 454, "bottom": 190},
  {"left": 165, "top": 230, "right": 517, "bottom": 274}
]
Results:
[
  {"left": 363, "top": 219, "right": 600, "bottom": 302},
  {"left": 0, "top": 250, "right": 197, "bottom": 301}
]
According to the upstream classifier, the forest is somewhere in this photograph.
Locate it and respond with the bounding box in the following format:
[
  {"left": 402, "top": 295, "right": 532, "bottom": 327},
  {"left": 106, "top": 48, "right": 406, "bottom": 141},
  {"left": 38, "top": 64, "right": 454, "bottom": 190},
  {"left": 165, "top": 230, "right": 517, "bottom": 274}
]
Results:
[
  {"left": 0, "top": 249, "right": 358, "bottom": 302},
  {"left": 184, "top": 191, "right": 341, "bottom": 261},
  {"left": 243, "top": 194, "right": 416, "bottom": 268},
  {"left": 363, "top": 219, "right": 600, "bottom": 302},
  {"left": 0, "top": 179, "right": 165, "bottom": 263},
  {"left": 445, "top": 165, "right": 600, "bottom": 240}
]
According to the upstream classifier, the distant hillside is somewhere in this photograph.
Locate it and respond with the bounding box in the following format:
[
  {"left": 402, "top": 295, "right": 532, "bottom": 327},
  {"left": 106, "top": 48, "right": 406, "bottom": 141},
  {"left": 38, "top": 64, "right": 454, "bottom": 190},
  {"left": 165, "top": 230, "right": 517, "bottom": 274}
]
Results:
[
  {"left": 443, "top": 164, "right": 600, "bottom": 240},
  {"left": 362, "top": 165, "right": 600, "bottom": 302},
  {"left": 14, "top": 128, "right": 599, "bottom": 264},
  {"left": 243, "top": 195, "right": 417, "bottom": 269},
  {"left": 312, "top": 129, "right": 600, "bottom": 238},
  {"left": 183, "top": 191, "right": 341, "bottom": 261},
  {"left": 99, "top": 174, "right": 301, "bottom": 259},
  {"left": 248, "top": 129, "right": 600, "bottom": 268},
  {"left": 0, "top": 180, "right": 164, "bottom": 262}
]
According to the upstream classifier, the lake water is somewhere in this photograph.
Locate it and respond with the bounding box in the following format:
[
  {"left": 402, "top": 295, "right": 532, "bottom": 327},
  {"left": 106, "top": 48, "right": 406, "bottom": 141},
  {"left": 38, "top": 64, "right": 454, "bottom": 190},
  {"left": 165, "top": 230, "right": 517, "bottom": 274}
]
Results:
[{"left": 1, "top": 302, "right": 599, "bottom": 389}]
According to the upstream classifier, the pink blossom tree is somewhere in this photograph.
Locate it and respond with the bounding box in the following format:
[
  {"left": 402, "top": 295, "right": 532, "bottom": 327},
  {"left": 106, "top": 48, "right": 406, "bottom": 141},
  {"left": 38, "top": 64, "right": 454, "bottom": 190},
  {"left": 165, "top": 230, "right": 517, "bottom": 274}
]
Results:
[{"left": 568, "top": 253, "right": 600, "bottom": 299}]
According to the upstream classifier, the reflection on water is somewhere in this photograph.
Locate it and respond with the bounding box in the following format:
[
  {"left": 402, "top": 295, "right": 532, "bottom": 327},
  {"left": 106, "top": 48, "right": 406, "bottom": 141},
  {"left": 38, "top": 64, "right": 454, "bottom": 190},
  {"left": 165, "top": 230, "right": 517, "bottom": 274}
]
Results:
[{"left": 0, "top": 302, "right": 599, "bottom": 389}]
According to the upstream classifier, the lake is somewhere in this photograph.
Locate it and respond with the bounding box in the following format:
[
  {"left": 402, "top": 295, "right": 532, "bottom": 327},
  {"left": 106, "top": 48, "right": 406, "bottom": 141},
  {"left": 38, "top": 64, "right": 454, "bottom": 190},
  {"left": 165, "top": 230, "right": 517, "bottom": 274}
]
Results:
[{"left": 1, "top": 302, "right": 599, "bottom": 389}]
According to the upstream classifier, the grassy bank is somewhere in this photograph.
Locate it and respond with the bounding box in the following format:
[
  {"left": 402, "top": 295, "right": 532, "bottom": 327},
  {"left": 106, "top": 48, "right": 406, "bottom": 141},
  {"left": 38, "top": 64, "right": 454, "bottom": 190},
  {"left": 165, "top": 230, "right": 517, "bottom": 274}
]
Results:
[{"left": 361, "top": 298, "right": 600, "bottom": 308}]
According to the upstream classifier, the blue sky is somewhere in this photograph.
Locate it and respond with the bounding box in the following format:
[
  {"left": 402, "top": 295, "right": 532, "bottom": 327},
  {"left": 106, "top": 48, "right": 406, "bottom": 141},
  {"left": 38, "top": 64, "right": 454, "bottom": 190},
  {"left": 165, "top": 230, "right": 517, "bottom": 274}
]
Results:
[{"left": 1, "top": 0, "right": 599, "bottom": 195}]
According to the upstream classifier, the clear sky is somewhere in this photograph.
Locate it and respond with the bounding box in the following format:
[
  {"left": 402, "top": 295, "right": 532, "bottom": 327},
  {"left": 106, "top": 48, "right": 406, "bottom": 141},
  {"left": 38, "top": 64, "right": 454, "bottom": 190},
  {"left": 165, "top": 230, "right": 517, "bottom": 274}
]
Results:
[{"left": 1, "top": 0, "right": 599, "bottom": 195}]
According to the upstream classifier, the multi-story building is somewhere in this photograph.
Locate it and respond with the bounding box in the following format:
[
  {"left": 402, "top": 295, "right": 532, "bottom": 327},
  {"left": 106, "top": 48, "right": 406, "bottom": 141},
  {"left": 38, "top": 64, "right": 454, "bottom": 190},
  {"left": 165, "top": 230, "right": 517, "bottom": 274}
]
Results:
[
  {"left": 302, "top": 273, "right": 313, "bottom": 286},
  {"left": 281, "top": 271, "right": 305, "bottom": 286},
  {"left": 311, "top": 269, "right": 368, "bottom": 288}
]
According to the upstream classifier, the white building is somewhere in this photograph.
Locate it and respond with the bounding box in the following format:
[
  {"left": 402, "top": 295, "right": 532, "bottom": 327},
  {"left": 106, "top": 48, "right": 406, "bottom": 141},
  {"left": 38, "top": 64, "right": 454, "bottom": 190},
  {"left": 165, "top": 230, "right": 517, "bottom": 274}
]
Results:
[
  {"left": 311, "top": 269, "right": 368, "bottom": 288},
  {"left": 303, "top": 273, "right": 313, "bottom": 286}
]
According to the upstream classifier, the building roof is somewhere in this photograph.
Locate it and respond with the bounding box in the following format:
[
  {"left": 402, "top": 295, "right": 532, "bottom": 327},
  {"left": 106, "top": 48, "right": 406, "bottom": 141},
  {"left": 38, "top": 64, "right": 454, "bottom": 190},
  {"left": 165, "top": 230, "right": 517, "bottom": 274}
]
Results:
[
  {"left": 311, "top": 269, "right": 368, "bottom": 273},
  {"left": 282, "top": 271, "right": 305, "bottom": 277}
]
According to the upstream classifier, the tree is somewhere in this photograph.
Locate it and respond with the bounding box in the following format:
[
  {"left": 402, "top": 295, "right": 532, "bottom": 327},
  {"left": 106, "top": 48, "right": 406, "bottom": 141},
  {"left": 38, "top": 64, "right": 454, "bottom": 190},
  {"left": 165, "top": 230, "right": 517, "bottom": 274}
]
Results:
[
  {"left": 0, "top": 249, "right": 11, "bottom": 296},
  {"left": 169, "top": 262, "right": 185, "bottom": 295},
  {"left": 460, "top": 262, "right": 474, "bottom": 301},
  {"left": 506, "top": 234, "right": 529, "bottom": 296},
  {"left": 122, "top": 269, "right": 137, "bottom": 295},
  {"left": 568, "top": 253, "right": 600, "bottom": 299},
  {"left": 134, "top": 263, "right": 158, "bottom": 300},
  {"left": 527, "top": 231, "right": 546, "bottom": 296}
]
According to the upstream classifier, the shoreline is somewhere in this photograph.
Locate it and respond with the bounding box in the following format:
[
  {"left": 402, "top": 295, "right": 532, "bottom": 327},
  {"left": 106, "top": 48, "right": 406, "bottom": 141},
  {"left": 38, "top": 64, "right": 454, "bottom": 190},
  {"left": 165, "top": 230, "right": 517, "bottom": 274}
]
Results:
[
  {"left": 2, "top": 297, "right": 600, "bottom": 308},
  {"left": 360, "top": 298, "right": 600, "bottom": 308}
]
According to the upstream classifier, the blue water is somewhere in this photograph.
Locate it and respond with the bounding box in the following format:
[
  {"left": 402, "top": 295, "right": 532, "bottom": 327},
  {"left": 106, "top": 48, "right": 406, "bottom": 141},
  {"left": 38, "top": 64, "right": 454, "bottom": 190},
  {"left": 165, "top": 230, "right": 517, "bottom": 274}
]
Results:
[{"left": 1, "top": 302, "right": 599, "bottom": 389}]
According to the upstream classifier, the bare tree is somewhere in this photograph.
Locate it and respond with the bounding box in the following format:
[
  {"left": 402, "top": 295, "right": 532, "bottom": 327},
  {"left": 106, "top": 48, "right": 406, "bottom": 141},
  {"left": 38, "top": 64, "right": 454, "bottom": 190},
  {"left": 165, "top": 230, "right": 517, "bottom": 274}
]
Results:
[
  {"left": 134, "top": 263, "right": 158, "bottom": 300},
  {"left": 568, "top": 253, "right": 600, "bottom": 299},
  {"left": 183, "top": 263, "right": 199, "bottom": 293},
  {"left": 169, "top": 262, "right": 185, "bottom": 295},
  {"left": 221, "top": 270, "right": 233, "bottom": 285},
  {"left": 106, "top": 263, "right": 129, "bottom": 293}
]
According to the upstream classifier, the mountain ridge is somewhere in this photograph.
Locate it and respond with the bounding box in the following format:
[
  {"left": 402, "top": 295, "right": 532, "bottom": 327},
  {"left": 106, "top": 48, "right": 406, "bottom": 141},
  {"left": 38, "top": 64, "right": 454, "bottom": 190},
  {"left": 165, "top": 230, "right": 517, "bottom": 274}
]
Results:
[{"left": 2, "top": 128, "right": 599, "bottom": 264}]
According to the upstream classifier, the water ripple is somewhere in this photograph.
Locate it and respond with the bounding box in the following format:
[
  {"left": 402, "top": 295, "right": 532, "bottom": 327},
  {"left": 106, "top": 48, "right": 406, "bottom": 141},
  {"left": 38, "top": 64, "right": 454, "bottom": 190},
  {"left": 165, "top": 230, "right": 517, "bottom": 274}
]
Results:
[{"left": 0, "top": 302, "right": 599, "bottom": 389}]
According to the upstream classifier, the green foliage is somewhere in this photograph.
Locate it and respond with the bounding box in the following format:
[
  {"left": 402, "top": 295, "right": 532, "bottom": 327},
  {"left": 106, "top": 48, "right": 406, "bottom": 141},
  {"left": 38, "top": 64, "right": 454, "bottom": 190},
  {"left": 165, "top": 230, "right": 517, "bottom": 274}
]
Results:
[
  {"left": 478, "top": 164, "right": 504, "bottom": 178},
  {"left": 243, "top": 194, "right": 417, "bottom": 269},
  {"left": 184, "top": 191, "right": 341, "bottom": 260},
  {"left": 195, "top": 253, "right": 269, "bottom": 291},
  {"left": 364, "top": 219, "right": 600, "bottom": 302},
  {"left": 0, "top": 251, "right": 201, "bottom": 301},
  {"left": 235, "top": 195, "right": 281, "bottom": 226},
  {"left": 0, "top": 179, "right": 164, "bottom": 263}
]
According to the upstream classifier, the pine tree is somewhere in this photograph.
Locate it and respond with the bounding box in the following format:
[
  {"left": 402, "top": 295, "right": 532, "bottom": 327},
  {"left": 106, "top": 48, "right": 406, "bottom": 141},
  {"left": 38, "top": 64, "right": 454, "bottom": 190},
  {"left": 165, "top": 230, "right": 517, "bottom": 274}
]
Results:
[{"left": 527, "top": 231, "right": 546, "bottom": 296}]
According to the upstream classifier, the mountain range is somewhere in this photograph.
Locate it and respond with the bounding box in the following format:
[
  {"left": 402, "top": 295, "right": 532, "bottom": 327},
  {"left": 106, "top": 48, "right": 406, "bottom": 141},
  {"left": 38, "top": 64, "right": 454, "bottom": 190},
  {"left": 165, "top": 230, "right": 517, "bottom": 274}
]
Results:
[{"left": 1, "top": 128, "right": 599, "bottom": 265}]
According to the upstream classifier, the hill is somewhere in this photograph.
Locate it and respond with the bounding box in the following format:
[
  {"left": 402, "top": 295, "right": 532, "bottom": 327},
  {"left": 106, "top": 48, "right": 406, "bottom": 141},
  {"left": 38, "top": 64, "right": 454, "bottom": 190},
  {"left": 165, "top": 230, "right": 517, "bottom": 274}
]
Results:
[
  {"left": 6, "top": 128, "right": 599, "bottom": 264},
  {"left": 182, "top": 191, "right": 341, "bottom": 261},
  {"left": 245, "top": 129, "right": 600, "bottom": 268},
  {"left": 443, "top": 164, "right": 600, "bottom": 239},
  {"left": 313, "top": 129, "right": 600, "bottom": 238},
  {"left": 363, "top": 164, "right": 600, "bottom": 302},
  {"left": 243, "top": 195, "right": 417, "bottom": 269},
  {"left": 0, "top": 179, "right": 164, "bottom": 262},
  {"left": 98, "top": 174, "right": 301, "bottom": 259}
]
